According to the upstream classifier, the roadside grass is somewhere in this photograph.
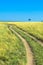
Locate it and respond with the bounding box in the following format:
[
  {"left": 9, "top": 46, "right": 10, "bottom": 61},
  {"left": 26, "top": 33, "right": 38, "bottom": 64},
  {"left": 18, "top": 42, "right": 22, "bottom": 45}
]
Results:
[
  {"left": 0, "top": 24, "right": 26, "bottom": 65},
  {"left": 14, "top": 22, "right": 43, "bottom": 41},
  {"left": 12, "top": 25, "right": 43, "bottom": 65}
]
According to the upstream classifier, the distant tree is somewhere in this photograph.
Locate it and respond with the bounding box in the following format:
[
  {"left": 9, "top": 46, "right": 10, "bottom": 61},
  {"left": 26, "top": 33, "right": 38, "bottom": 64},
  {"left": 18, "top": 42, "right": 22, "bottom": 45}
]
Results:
[
  {"left": 41, "top": 20, "right": 43, "bottom": 22},
  {"left": 28, "top": 18, "right": 31, "bottom": 21}
]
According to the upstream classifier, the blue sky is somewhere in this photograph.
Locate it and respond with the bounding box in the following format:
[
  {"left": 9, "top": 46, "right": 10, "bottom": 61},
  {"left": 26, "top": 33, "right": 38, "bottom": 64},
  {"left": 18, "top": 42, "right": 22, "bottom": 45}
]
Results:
[{"left": 0, "top": 0, "right": 43, "bottom": 21}]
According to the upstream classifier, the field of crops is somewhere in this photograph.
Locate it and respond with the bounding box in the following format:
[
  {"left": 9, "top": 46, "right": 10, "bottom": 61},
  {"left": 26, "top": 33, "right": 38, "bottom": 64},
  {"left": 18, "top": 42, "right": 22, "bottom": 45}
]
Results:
[
  {"left": 0, "top": 23, "right": 26, "bottom": 65},
  {"left": 9, "top": 22, "right": 43, "bottom": 65}
]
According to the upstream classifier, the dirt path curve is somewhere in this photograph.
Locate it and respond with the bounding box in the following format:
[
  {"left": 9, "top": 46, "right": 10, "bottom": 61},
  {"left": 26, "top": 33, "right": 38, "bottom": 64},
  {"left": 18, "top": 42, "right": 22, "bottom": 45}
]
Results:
[{"left": 9, "top": 26, "right": 35, "bottom": 65}]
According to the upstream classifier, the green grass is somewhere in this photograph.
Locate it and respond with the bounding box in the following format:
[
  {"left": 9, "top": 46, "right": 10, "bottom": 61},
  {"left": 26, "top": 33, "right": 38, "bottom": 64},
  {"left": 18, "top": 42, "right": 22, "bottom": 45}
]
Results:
[
  {"left": 0, "top": 24, "right": 26, "bottom": 65},
  {"left": 12, "top": 24, "right": 43, "bottom": 65}
]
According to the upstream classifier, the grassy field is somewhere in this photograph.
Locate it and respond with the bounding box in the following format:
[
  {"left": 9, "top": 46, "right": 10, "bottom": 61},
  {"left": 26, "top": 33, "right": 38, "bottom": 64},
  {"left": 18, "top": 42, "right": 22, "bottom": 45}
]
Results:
[
  {"left": 9, "top": 22, "right": 43, "bottom": 65},
  {"left": 0, "top": 23, "right": 26, "bottom": 65},
  {"left": 0, "top": 22, "right": 43, "bottom": 65}
]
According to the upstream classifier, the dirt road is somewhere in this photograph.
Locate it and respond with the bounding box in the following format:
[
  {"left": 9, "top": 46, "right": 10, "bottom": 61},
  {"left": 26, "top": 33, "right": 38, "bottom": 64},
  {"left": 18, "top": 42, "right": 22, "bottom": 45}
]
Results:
[{"left": 9, "top": 26, "right": 35, "bottom": 65}]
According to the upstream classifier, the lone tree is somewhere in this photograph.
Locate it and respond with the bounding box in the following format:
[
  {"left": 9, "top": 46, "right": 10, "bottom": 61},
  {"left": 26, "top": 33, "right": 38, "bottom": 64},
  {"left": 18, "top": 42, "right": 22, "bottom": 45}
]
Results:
[{"left": 28, "top": 18, "right": 31, "bottom": 21}]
